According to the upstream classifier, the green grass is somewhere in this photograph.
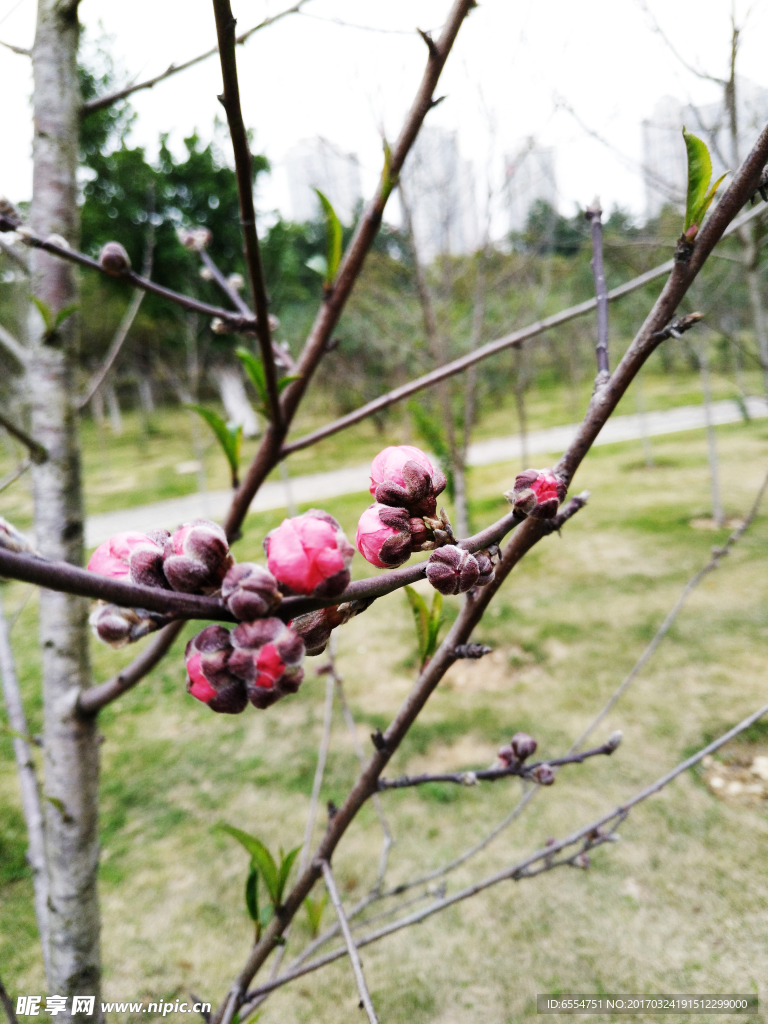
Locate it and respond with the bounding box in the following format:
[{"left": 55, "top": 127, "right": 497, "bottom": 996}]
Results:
[{"left": 1, "top": 391, "right": 768, "bottom": 1020}]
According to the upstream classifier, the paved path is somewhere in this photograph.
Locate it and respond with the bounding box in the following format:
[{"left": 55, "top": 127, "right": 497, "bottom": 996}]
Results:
[{"left": 85, "top": 397, "right": 768, "bottom": 547}]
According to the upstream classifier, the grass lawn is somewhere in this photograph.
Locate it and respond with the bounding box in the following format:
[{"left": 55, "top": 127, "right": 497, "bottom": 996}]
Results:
[{"left": 1, "top": 395, "right": 768, "bottom": 1022}]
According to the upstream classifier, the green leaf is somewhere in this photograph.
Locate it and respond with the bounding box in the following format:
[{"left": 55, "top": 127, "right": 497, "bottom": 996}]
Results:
[
  {"left": 426, "top": 590, "right": 444, "bottom": 661},
  {"left": 30, "top": 296, "right": 54, "bottom": 333},
  {"left": 278, "top": 374, "right": 301, "bottom": 393},
  {"left": 259, "top": 903, "right": 274, "bottom": 930},
  {"left": 314, "top": 189, "right": 343, "bottom": 287},
  {"left": 694, "top": 171, "right": 727, "bottom": 229},
  {"left": 217, "top": 824, "right": 279, "bottom": 906},
  {"left": 304, "top": 893, "right": 328, "bottom": 938},
  {"left": 276, "top": 845, "right": 300, "bottom": 906},
  {"left": 305, "top": 253, "right": 328, "bottom": 279},
  {"left": 186, "top": 405, "right": 241, "bottom": 482},
  {"left": 405, "top": 585, "right": 430, "bottom": 667},
  {"left": 235, "top": 347, "right": 268, "bottom": 411},
  {"left": 245, "top": 862, "right": 259, "bottom": 923},
  {"left": 683, "top": 128, "right": 715, "bottom": 233},
  {"left": 53, "top": 303, "right": 78, "bottom": 330}
]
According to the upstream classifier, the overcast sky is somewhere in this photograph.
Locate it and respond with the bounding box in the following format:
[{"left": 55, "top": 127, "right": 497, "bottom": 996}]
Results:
[{"left": 1, "top": 0, "right": 767, "bottom": 232}]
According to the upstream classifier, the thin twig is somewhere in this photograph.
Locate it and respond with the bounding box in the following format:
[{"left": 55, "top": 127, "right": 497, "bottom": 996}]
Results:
[
  {"left": 0, "top": 411, "right": 47, "bottom": 464},
  {"left": 586, "top": 201, "right": 609, "bottom": 380},
  {"left": 212, "top": 0, "right": 281, "bottom": 427},
  {"left": 0, "top": 458, "right": 30, "bottom": 495},
  {"left": 199, "top": 249, "right": 253, "bottom": 319},
  {"left": 244, "top": 698, "right": 768, "bottom": 1002},
  {"left": 377, "top": 740, "right": 617, "bottom": 790},
  {"left": 0, "top": 595, "right": 50, "bottom": 984},
  {"left": 82, "top": 2, "right": 309, "bottom": 115},
  {"left": 320, "top": 860, "right": 380, "bottom": 1024}
]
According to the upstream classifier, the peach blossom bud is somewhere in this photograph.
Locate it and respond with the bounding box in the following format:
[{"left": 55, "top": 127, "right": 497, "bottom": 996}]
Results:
[
  {"left": 163, "top": 520, "right": 233, "bottom": 594},
  {"left": 99, "top": 241, "right": 131, "bottom": 276},
  {"left": 221, "top": 562, "right": 281, "bottom": 620},
  {"left": 231, "top": 618, "right": 305, "bottom": 709},
  {"left": 89, "top": 602, "right": 164, "bottom": 648},
  {"left": 425, "top": 545, "right": 480, "bottom": 595},
  {"left": 511, "top": 732, "right": 537, "bottom": 762},
  {"left": 504, "top": 468, "right": 566, "bottom": 520},
  {"left": 87, "top": 529, "right": 169, "bottom": 589},
  {"left": 369, "top": 445, "right": 447, "bottom": 517},
  {"left": 532, "top": 764, "right": 555, "bottom": 786},
  {"left": 355, "top": 503, "right": 412, "bottom": 569},
  {"left": 264, "top": 509, "right": 354, "bottom": 597}
]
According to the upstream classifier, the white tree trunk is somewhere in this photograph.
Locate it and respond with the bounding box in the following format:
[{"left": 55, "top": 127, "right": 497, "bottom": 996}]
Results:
[
  {"left": 216, "top": 366, "right": 260, "bottom": 438},
  {"left": 28, "top": 1, "right": 103, "bottom": 1017}
]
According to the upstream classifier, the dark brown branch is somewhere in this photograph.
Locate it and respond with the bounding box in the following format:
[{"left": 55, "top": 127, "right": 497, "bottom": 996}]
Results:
[
  {"left": 0, "top": 220, "right": 257, "bottom": 332},
  {"left": 586, "top": 201, "right": 609, "bottom": 379},
  {"left": 0, "top": 977, "right": 18, "bottom": 1024},
  {"left": 77, "top": 621, "right": 185, "bottom": 717},
  {"left": 0, "top": 411, "right": 48, "bottom": 464},
  {"left": 280, "top": 201, "right": 766, "bottom": 457},
  {"left": 377, "top": 739, "right": 619, "bottom": 790},
  {"left": 212, "top": 0, "right": 281, "bottom": 427},
  {"left": 0, "top": 548, "right": 235, "bottom": 622},
  {"left": 319, "top": 860, "right": 380, "bottom": 1024},
  {"left": 241, "top": 698, "right": 768, "bottom": 1005},
  {"left": 81, "top": 3, "right": 309, "bottom": 115}
]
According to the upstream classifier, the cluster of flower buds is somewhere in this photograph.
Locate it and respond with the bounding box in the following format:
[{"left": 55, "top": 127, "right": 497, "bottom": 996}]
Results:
[
  {"left": 185, "top": 620, "right": 305, "bottom": 713},
  {"left": 162, "top": 520, "right": 234, "bottom": 593},
  {"left": 425, "top": 545, "right": 494, "bottom": 596},
  {"left": 264, "top": 509, "right": 355, "bottom": 598},
  {"left": 177, "top": 227, "right": 212, "bottom": 252},
  {"left": 220, "top": 562, "right": 280, "bottom": 620},
  {"left": 89, "top": 603, "right": 167, "bottom": 649},
  {"left": 504, "top": 468, "right": 566, "bottom": 520},
  {"left": 498, "top": 732, "right": 538, "bottom": 768},
  {"left": 98, "top": 241, "right": 131, "bottom": 276},
  {"left": 87, "top": 529, "right": 170, "bottom": 589}
]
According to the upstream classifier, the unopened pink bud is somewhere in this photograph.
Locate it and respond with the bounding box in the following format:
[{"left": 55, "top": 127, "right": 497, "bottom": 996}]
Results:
[
  {"left": 221, "top": 562, "right": 280, "bottom": 620},
  {"left": 231, "top": 618, "right": 305, "bottom": 709},
  {"left": 163, "top": 519, "right": 233, "bottom": 594},
  {"left": 356, "top": 503, "right": 412, "bottom": 568},
  {"left": 426, "top": 545, "right": 482, "bottom": 595},
  {"left": 505, "top": 468, "right": 565, "bottom": 520},
  {"left": 87, "top": 529, "right": 169, "bottom": 589},
  {"left": 99, "top": 241, "right": 131, "bottom": 276},
  {"left": 263, "top": 509, "right": 354, "bottom": 597},
  {"left": 511, "top": 732, "right": 537, "bottom": 762},
  {"left": 533, "top": 764, "right": 555, "bottom": 786},
  {"left": 369, "top": 445, "right": 447, "bottom": 517},
  {"left": 89, "top": 602, "right": 164, "bottom": 648}
]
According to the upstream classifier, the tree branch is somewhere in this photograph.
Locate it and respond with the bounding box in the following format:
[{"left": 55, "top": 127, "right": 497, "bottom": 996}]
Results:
[
  {"left": 0, "top": 977, "right": 18, "bottom": 1024},
  {"left": 281, "top": 201, "right": 767, "bottom": 457},
  {"left": 377, "top": 739, "right": 618, "bottom": 791},
  {"left": 319, "top": 860, "right": 380, "bottom": 1024},
  {"left": 586, "top": 201, "right": 609, "bottom": 380},
  {"left": 0, "top": 220, "right": 258, "bottom": 332},
  {"left": 212, "top": 0, "right": 281, "bottom": 427},
  {"left": 81, "top": 3, "right": 309, "bottom": 116},
  {"left": 0, "top": 411, "right": 48, "bottom": 464},
  {"left": 242, "top": 698, "right": 768, "bottom": 1003}
]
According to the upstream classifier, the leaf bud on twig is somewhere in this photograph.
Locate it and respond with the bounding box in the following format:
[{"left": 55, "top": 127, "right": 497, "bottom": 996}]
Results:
[
  {"left": 532, "top": 764, "right": 555, "bottom": 786},
  {"left": 605, "top": 730, "right": 623, "bottom": 753},
  {"left": 98, "top": 241, "right": 131, "bottom": 276}
]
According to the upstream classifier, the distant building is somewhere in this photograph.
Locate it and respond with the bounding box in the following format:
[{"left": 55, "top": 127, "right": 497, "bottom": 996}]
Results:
[
  {"left": 505, "top": 142, "right": 557, "bottom": 234},
  {"left": 642, "top": 80, "right": 768, "bottom": 219},
  {"left": 285, "top": 137, "right": 362, "bottom": 225},
  {"left": 400, "top": 126, "right": 478, "bottom": 262}
]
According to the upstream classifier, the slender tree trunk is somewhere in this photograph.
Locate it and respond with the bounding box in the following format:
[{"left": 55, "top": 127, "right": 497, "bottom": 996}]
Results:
[
  {"left": 0, "top": 594, "right": 51, "bottom": 985},
  {"left": 28, "top": 1, "right": 103, "bottom": 1017}
]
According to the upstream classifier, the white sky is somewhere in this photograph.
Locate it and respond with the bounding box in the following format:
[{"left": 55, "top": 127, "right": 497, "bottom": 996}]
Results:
[{"left": 1, "top": 0, "right": 767, "bottom": 231}]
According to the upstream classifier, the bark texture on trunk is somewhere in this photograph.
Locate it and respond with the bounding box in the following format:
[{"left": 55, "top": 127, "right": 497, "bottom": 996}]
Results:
[{"left": 29, "top": 0, "right": 102, "bottom": 1016}]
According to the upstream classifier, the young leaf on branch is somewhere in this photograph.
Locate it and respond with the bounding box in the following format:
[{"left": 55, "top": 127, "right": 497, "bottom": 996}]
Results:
[
  {"left": 682, "top": 128, "right": 728, "bottom": 241},
  {"left": 235, "top": 347, "right": 299, "bottom": 415},
  {"left": 313, "top": 189, "right": 342, "bottom": 290},
  {"left": 186, "top": 405, "right": 242, "bottom": 487},
  {"left": 219, "top": 824, "right": 299, "bottom": 911},
  {"left": 303, "top": 893, "right": 328, "bottom": 939},
  {"left": 30, "top": 296, "right": 78, "bottom": 343},
  {"left": 405, "top": 585, "right": 443, "bottom": 669}
]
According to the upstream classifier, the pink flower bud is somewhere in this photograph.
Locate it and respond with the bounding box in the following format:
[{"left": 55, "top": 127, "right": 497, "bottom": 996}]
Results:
[
  {"left": 231, "top": 618, "right": 305, "bottom": 709},
  {"left": 263, "top": 509, "right": 354, "bottom": 597},
  {"left": 426, "top": 545, "right": 483, "bottom": 595},
  {"left": 532, "top": 764, "right": 555, "bottom": 786},
  {"left": 505, "top": 468, "right": 566, "bottom": 520},
  {"left": 185, "top": 626, "right": 248, "bottom": 715},
  {"left": 511, "top": 732, "right": 537, "bottom": 762},
  {"left": 497, "top": 744, "right": 517, "bottom": 768},
  {"left": 474, "top": 549, "right": 495, "bottom": 587},
  {"left": 163, "top": 519, "right": 234, "bottom": 594},
  {"left": 87, "top": 529, "right": 169, "bottom": 589},
  {"left": 221, "top": 563, "right": 280, "bottom": 620},
  {"left": 356, "top": 503, "right": 412, "bottom": 568},
  {"left": 369, "top": 445, "right": 447, "bottom": 517},
  {"left": 89, "top": 602, "right": 165, "bottom": 648},
  {"left": 99, "top": 241, "right": 131, "bottom": 276}
]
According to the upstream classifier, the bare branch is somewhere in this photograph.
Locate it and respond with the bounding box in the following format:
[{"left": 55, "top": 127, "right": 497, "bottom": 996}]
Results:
[
  {"left": 0, "top": 411, "right": 48, "bottom": 464},
  {"left": 299, "top": 672, "right": 335, "bottom": 873},
  {"left": 634, "top": 0, "right": 726, "bottom": 84},
  {"left": 245, "top": 699, "right": 768, "bottom": 1001},
  {"left": 281, "top": 202, "right": 768, "bottom": 457},
  {"left": 320, "top": 860, "right": 380, "bottom": 1024},
  {"left": 0, "top": 596, "right": 50, "bottom": 984},
  {"left": 585, "top": 201, "right": 609, "bottom": 381},
  {"left": 212, "top": 0, "right": 281, "bottom": 427},
  {"left": 377, "top": 739, "right": 619, "bottom": 791},
  {"left": 0, "top": 459, "right": 31, "bottom": 495},
  {"left": 0, "top": 977, "right": 19, "bottom": 1024},
  {"left": 0, "top": 38, "right": 29, "bottom": 56},
  {"left": 77, "top": 621, "right": 185, "bottom": 717},
  {"left": 0, "top": 220, "right": 257, "bottom": 332},
  {"left": 81, "top": 2, "right": 309, "bottom": 116}
]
